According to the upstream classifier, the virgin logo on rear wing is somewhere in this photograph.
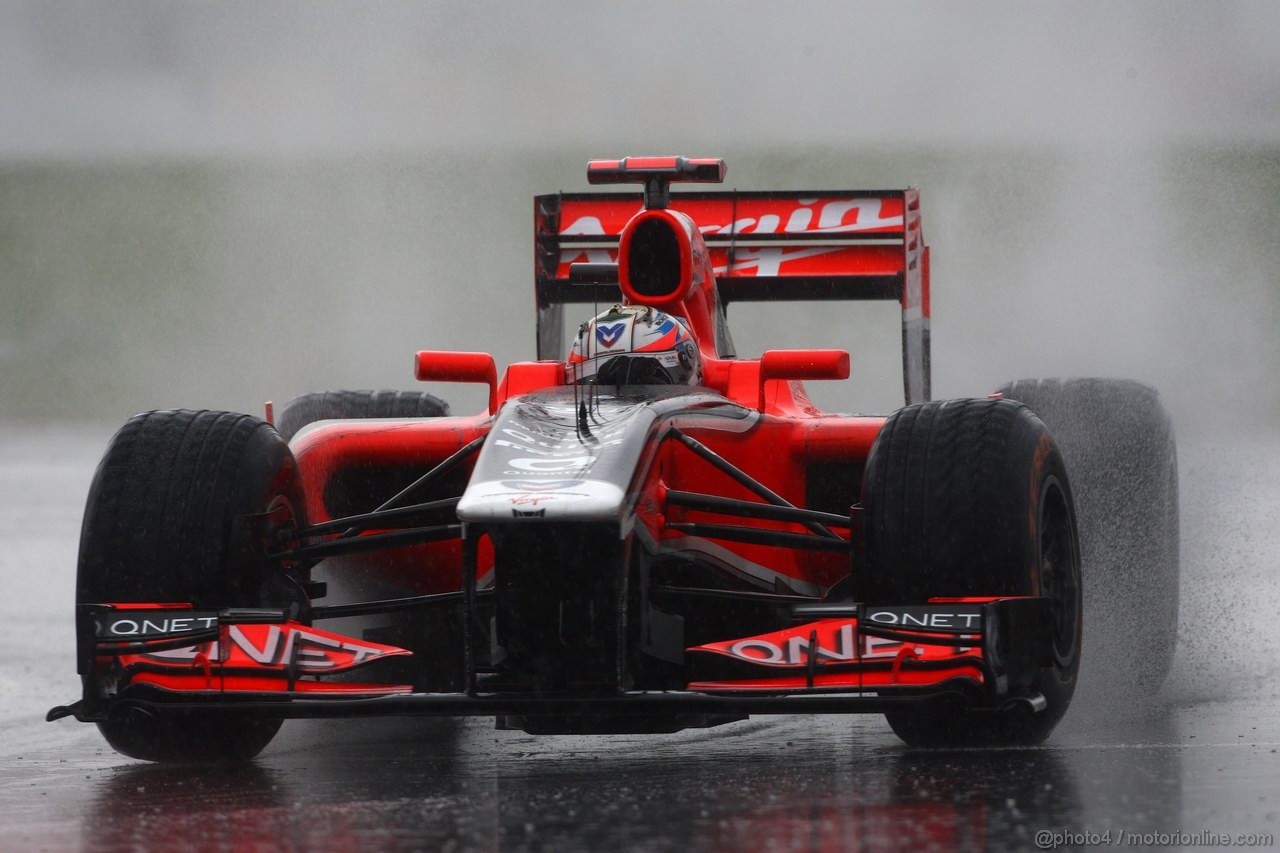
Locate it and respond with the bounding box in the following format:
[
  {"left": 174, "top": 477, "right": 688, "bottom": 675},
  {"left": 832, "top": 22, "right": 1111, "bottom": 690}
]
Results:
[
  {"left": 557, "top": 195, "right": 907, "bottom": 238},
  {"left": 551, "top": 194, "right": 909, "bottom": 280},
  {"left": 536, "top": 190, "right": 921, "bottom": 300}
]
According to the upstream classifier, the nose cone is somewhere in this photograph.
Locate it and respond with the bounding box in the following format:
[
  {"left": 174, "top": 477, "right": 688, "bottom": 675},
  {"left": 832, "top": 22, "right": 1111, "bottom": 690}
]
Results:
[{"left": 455, "top": 388, "right": 660, "bottom": 525}]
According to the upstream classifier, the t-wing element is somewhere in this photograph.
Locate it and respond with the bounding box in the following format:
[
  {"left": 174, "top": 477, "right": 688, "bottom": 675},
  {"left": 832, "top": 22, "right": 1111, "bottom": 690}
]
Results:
[{"left": 588, "top": 156, "right": 727, "bottom": 210}]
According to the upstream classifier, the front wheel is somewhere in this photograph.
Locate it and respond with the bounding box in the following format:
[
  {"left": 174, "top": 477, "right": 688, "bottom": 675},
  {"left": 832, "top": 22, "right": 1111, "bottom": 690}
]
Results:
[
  {"left": 860, "top": 399, "right": 1082, "bottom": 746},
  {"left": 98, "top": 709, "right": 282, "bottom": 764},
  {"left": 78, "top": 409, "right": 306, "bottom": 761}
]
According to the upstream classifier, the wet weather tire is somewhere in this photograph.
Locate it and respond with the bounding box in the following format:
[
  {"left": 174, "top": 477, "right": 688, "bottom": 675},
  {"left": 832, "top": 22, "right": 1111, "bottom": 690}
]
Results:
[
  {"left": 78, "top": 409, "right": 305, "bottom": 762},
  {"left": 997, "top": 378, "right": 1179, "bottom": 694},
  {"left": 96, "top": 708, "right": 282, "bottom": 765},
  {"left": 860, "top": 398, "right": 1082, "bottom": 747},
  {"left": 275, "top": 390, "right": 450, "bottom": 442}
]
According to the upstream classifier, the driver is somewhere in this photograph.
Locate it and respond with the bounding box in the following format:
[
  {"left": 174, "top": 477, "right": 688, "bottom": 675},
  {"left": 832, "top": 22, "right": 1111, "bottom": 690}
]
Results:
[{"left": 568, "top": 305, "right": 701, "bottom": 386}]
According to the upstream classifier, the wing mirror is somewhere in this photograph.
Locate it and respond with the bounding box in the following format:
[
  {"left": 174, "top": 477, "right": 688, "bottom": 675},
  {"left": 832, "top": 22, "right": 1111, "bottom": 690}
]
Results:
[
  {"left": 415, "top": 351, "right": 498, "bottom": 415},
  {"left": 758, "top": 350, "right": 850, "bottom": 409},
  {"left": 759, "top": 349, "right": 850, "bottom": 382}
]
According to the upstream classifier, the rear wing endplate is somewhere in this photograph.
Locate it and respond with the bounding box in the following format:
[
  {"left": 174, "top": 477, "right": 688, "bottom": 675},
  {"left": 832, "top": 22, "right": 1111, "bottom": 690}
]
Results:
[{"left": 534, "top": 190, "right": 931, "bottom": 404}]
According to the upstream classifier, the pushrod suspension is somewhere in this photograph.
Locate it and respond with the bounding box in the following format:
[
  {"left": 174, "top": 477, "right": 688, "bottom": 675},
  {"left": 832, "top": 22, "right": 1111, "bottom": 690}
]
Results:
[
  {"left": 271, "top": 524, "right": 461, "bottom": 562},
  {"left": 666, "top": 522, "right": 852, "bottom": 552},
  {"left": 296, "top": 497, "right": 461, "bottom": 539},
  {"left": 337, "top": 436, "right": 484, "bottom": 538},
  {"left": 311, "top": 587, "right": 493, "bottom": 621},
  {"left": 665, "top": 490, "right": 852, "bottom": 528}
]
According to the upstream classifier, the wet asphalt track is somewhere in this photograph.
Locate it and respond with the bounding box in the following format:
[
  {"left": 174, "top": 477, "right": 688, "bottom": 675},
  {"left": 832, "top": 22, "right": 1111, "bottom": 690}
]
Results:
[{"left": 3, "top": 426, "right": 1279, "bottom": 852}]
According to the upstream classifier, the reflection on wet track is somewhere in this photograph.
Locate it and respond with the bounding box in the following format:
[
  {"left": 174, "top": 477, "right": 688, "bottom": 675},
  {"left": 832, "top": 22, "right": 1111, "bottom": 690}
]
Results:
[
  {"left": 20, "top": 706, "right": 1276, "bottom": 852},
  {"left": 3, "top": 430, "right": 1279, "bottom": 851}
]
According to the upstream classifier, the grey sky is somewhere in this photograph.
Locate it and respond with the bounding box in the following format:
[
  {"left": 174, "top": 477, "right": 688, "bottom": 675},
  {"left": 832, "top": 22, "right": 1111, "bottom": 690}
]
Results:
[{"left": 2, "top": 1, "right": 1278, "bottom": 161}]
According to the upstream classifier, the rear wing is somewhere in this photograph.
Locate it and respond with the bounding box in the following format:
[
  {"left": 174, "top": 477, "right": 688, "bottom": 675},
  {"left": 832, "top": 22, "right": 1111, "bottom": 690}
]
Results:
[{"left": 534, "top": 189, "right": 931, "bottom": 404}]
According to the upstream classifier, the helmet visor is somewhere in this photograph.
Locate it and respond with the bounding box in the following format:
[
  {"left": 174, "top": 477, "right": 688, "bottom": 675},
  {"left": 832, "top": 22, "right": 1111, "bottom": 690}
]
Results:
[{"left": 567, "top": 350, "right": 693, "bottom": 386}]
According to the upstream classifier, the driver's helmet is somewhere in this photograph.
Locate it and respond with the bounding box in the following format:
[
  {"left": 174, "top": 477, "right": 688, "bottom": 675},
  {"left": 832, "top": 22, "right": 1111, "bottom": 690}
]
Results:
[{"left": 568, "top": 305, "right": 701, "bottom": 385}]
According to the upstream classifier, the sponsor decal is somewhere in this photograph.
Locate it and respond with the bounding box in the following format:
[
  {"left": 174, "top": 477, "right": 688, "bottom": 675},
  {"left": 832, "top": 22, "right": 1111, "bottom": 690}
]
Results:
[
  {"left": 97, "top": 611, "right": 219, "bottom": 639},
  {"left": 129, "top": 623, "right": 409, "bottom": 673},
  {"left": 507, "top": 418, "right": 628, "bottom": 442},
  {"left": 560, "top": 198, "right": 902, "bottom": 240},
  {"left": 505, "top": 456, "right": 594, "bottom": 473},
  {"left": 508, "top": 495, "right": 555, "bottom": 506},
  {"left": 694, "top": 616, "right": 980, "bottom": 668},
  {"left": 556, "top": 197, "right": 906, "bottom": 276},
  {"left": 715, "top": 631, "right": 913, "bottom": 665},
  {"left": 561, "top": 215, "right": 611, "bottom": 264},
  {"left": 717, "top": 198, "right": 900, "bottom": 235},
  {"left": 492, "top": 427, "right": 626, "bottom": 460},
  {"left": 501, "top": 480, "right": 584, "bottom": 492},
  {"left": 729, "top": 624, "right": 857, "bottom": 665},
  {"left": 596, "top": 322, "right": 626, "bottom": 348},
  {"left": 500, "top": 428, "right": 600, "bottom": 451},
  {"left": 493, "top": 438, "right": 624, "bottom": 457},
  {"left": 864, "top": 606, "right": 982, "bottom": 631},
  {"left": 494, "top": 440, "right": 586, "bottom": 457},
  {"left": 503, "top": 418, "right": 565, "bottom": 440}
]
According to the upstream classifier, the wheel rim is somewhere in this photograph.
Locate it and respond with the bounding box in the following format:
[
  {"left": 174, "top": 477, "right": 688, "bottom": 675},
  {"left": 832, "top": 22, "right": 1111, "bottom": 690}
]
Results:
[
  {"left": 255, "top": 493, "right": 309, "bottom": 611},
  {"left": 265, "top": 494, "right": 301, "bottom": 564},
  {"left": 1038, "top": 475, "right": 1081, "bottom": 668}
]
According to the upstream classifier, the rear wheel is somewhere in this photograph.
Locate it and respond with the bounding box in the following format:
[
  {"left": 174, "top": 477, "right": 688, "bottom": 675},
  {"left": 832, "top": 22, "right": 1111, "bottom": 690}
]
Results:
[
  {"left": 275, "top": 389, "right": 450, "bottom": 441},
  {"left": 997, "top": 378, "right": 1178, "bottom": 694},
  {"left": 78, "top": 409, "right": 306, "bottom": 762},
  {"left": 860, "top": 399, "right": 1082, "bottom": 746}
]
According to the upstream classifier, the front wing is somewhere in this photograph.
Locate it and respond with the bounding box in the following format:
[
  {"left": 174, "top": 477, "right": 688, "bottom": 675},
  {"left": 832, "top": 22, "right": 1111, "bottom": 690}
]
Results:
[{"left": 50, "top": 598, "right": 1054, "bottom": 725}]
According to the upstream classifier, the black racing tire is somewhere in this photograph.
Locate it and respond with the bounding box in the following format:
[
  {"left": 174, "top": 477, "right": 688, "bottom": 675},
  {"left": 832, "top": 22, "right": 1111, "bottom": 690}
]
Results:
[
  {"left": 860, "top": 399, "right": 1082, "bottom": 747},
  {"left": 997, "top": 378, "right": 1179, "bottom": 694},
  {"left": 96, "top": 708, "right": 282, "bottom": 765},
  {"left": 275, "top": 390, "right": 450, "bottom": 442},
  {"left": 78, "top": 409, "right": 306, "bottom": 762}
]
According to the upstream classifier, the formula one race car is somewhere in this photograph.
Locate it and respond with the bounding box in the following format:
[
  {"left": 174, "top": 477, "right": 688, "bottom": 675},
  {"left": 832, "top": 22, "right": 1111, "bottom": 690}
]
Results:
[{"left": 50, "top": 157, "right": 1179, "bottom": 761}]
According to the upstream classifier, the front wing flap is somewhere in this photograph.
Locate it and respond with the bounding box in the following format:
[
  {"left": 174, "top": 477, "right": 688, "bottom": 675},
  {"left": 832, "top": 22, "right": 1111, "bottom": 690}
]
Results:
[
  {"left": 55, "top": 604, "right": 414, "bottom": 721},
  {"left": 684, "top": 599, "right": 1049, "bottom": 703}
]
